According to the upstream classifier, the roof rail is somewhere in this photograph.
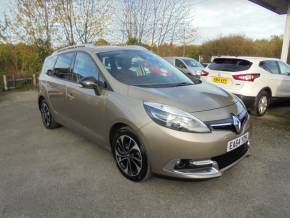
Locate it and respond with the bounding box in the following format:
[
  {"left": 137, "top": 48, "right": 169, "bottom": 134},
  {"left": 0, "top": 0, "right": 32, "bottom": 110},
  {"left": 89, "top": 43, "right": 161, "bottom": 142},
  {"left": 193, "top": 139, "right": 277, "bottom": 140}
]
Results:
[
  {"left": 52, "top": 44, "right": 97, "bottom": 55},
  {"left": 126, "top": 45, "right": 147, "bottom": 50}
]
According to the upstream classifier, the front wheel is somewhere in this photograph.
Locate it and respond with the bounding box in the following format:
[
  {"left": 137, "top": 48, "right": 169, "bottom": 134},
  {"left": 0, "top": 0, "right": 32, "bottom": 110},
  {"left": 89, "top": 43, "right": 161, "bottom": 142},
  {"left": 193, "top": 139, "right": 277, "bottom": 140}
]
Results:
[
  {"left": 251, "top": 90, "right": 270, "bottom": 116},
  {"left": 112, "top": 127, "right": 151, "bottom": 182}
]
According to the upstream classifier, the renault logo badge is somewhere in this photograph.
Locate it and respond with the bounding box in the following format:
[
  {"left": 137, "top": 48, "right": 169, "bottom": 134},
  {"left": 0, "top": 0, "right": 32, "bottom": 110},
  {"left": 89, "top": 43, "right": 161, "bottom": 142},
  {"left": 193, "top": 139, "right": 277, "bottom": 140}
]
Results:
[{"left": 232, "top": 115, "right": 242, "bottom": 134}]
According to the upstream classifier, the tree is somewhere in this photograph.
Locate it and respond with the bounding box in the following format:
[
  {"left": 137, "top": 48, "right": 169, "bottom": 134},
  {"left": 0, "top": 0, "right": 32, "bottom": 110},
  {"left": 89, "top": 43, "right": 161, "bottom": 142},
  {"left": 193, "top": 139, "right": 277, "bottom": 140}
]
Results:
[
  {"left": 95, "top": 38, "right": 110, "bottom": 46},
  {"left": 119, "top": 0, "right": 196, "bottom": 47},
  {"left": 4, "top": 0, "right": 55, "bottom": 46},
  {"left": 51, "top": 0, "right": 113, "bottom": 45},
  {"left": 1, "top": 0, "right": 113, "bottom": 46}
]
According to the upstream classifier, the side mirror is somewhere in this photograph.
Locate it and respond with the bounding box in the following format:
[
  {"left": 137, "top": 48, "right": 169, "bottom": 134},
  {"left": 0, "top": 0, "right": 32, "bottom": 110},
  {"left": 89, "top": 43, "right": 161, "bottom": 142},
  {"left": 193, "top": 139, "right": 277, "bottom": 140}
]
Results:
[
  {"left": 79, "top": 76, "right": 100, "bottom": 95},
  {"left": 97, "top": 80, "right": 107, "bottom": 89}
]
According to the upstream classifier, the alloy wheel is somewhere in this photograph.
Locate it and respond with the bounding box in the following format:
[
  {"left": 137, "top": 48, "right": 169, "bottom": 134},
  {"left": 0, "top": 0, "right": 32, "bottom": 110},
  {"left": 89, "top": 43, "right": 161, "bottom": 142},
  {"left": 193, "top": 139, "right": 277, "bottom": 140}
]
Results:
[
  {"left": 114, "top": 135, "right": 143, "bottom": 177},
  {"left": 40, "top": 102, "right": 51, "bottom": 127},
  {"left": 258, "top": 96, "right": 268, "bottom": 114}
]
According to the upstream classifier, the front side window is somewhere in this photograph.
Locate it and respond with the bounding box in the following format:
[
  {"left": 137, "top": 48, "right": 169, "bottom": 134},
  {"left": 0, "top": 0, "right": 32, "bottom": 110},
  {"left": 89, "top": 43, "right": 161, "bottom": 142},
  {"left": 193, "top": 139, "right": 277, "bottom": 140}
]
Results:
[
  {"left": 72, "top": 52, "right": 100, "bottom": 82},
  {"left": 97, "top": 50, "right": 192, "bottom": 87},
  {"left": 183, "top": 59, "right": 203, "bottom": 68},
  {"left": 175, "top": 59, "right": 187, "bottom": 69},
  {"left": 260, "top": 61, "right": 280, "bottom": 74},
  {"left": 278, "top": 61, "right": 290, "bottom": 76},
  {"left": 54, "top": 52, "right": 75, "bottom": 80}
]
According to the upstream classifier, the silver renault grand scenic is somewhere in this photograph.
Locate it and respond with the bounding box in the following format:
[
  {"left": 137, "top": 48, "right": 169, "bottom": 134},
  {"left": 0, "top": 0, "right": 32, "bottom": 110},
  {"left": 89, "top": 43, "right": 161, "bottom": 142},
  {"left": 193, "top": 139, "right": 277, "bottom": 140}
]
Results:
[{"left": 38, "top": 45, "right": 251, "bottom": 182}]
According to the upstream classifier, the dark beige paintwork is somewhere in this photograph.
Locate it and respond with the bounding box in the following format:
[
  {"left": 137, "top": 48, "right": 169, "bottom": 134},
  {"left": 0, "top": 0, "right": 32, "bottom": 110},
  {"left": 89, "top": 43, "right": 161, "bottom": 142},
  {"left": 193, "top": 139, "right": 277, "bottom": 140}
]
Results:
[{"left": 38, "top": 45, "right": 251, "bottom": 178}]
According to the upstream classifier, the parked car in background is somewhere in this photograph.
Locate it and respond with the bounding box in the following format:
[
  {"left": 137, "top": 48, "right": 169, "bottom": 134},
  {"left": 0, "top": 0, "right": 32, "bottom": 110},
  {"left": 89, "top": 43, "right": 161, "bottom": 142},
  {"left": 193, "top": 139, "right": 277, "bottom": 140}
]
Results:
[
  {"left": 38, "top": 45, "right": 250, "bottom": 182},
  {"left": 164, "top": 57, "right": 204, "bottom": 78},
  {"left": 201, "top": 56, "right": 290, "bottom": 116},
  {"left": 201, "top": 63, "right": 210, "bottom": 68}
]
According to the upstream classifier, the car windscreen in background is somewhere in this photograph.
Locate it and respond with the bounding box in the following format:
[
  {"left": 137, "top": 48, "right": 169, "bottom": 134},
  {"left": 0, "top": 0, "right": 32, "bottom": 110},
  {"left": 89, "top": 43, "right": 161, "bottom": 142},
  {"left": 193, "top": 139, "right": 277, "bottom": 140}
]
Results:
[{"left": 208, "top": 58, "right": 252, "bottom": 72}]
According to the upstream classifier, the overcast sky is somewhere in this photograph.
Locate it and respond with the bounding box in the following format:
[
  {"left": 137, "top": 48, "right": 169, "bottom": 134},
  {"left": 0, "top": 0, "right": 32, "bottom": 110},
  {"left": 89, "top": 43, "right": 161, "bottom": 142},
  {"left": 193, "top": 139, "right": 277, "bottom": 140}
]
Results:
[
  {"left": 192, "top": 0, "right": 286, "bottom": 43},
  {"left": 0, "top": 0, "right": 286, "bottom": 44}
]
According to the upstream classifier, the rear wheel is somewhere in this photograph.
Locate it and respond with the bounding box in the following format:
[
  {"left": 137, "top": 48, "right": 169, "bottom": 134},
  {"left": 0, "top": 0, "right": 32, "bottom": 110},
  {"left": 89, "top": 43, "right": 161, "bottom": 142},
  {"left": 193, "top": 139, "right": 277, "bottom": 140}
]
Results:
[
  {"left": 40, "top": 99, "right": 60, "bottom": 129},
  {"left": 112, "top": 127, "right": 151, "bottom": 182},
  {"left": 251, "top": 90, "right": 270, "bottom": 116}
]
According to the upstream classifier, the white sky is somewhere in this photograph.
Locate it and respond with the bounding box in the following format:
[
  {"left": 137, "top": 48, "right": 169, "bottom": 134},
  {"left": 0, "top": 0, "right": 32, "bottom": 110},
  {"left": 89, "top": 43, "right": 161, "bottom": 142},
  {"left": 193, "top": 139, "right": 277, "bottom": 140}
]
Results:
[
  {"left": 192, "top": 0, "right": 286, "bottom": 44},
  {"left": 0, "top": 0, "right": 286, "bottom": 44}
]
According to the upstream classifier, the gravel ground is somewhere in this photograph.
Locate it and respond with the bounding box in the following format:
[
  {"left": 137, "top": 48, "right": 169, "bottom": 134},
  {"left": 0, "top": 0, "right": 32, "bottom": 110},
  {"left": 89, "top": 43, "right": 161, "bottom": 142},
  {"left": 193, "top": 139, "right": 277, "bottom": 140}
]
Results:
[{"left": 0, "top": 91, "right": 290, "bottom": 218}]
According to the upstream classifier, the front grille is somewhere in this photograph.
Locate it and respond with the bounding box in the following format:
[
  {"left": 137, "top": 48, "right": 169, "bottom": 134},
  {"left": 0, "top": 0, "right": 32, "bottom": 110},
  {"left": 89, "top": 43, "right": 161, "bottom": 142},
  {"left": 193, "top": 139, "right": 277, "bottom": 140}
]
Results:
[
  {"left": 211, "top": 143, "right": 248, "bottom": 169},
  {"left": 206, "top": 110, "right": 249, "bottom": 132}
]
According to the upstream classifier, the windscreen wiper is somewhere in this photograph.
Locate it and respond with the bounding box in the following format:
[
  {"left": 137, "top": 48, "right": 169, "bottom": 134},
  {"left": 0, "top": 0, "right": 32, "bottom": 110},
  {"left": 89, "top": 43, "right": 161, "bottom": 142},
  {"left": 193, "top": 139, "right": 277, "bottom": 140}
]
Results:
[{"left": 174, "top": 82, "right": 193, "bottom": 87}]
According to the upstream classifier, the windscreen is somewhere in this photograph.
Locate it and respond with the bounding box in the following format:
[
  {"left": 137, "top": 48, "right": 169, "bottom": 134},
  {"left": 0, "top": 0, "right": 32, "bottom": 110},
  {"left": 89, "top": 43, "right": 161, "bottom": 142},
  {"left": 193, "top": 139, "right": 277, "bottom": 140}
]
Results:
[
  {"left": 183, "top": 59, "right": 203, "bottom": 68},
  {"left": 208, "top": 58, "right": 252, "bottom": 72},
  {"left": 97, "top": 50, "right": 193, "bottom": 87}
]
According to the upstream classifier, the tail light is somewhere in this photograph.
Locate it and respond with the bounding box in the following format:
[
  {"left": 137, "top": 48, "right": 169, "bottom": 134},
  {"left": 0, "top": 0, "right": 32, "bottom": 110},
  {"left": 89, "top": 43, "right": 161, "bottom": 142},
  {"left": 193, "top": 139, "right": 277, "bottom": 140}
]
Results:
[
  {"left": 232, "top": 73, "right": 260, "bottom": 82},
  {"left": 200, "top": 70, "right": 209, "bottom": 76}
]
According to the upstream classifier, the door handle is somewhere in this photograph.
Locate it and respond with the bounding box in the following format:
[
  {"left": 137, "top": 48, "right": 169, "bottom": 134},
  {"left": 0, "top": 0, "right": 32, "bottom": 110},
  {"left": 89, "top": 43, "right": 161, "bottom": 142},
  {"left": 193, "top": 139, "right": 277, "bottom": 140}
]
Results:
[{"left": 67, "top": 93, "right": 75, "bottom": 100}]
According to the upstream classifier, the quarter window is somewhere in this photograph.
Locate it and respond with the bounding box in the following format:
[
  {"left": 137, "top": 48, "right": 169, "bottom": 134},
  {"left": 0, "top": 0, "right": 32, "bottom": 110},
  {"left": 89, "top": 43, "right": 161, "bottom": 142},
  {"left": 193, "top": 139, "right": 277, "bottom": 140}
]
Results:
[
  {"left": 43, "top": 55, "right": 57, "bottom": 76},
  {"left": 72, "top": 52, "right": 100, "bottom": 82},
  {"left": 260, "top": 61, "right": 280, "bottom": 74},
  {"left": 54, "top": 52, "right": 75, "bottom": 80}
]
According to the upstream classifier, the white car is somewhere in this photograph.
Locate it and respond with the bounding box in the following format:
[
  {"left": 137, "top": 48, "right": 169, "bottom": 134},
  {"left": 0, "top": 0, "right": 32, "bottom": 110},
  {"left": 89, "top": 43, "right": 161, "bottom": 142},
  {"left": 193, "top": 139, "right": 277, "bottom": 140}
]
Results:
[
  {"left": 201, "top": 56, "right": 290, "bottom": 116},
  {"left": 164, "top": 57, "right": 204, "bottom": 78}
]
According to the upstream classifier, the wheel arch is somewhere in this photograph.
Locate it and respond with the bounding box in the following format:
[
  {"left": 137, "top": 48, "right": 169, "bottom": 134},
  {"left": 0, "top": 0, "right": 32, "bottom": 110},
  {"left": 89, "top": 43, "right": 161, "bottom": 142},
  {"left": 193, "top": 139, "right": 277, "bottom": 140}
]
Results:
[
  {"left": 259, "top": 87, "right": 272, "bottom": 97},
  {"left": 109, "top": 122, "right": 129, "bottom": 147},
  {"left": 38, "top": 95, "right": 45, "bottom": 110}
]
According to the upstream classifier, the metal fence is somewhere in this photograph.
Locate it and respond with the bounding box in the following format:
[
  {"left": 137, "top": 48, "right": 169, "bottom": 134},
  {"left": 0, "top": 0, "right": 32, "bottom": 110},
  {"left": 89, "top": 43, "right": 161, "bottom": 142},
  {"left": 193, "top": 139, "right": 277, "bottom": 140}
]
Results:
[
  {"left": 1, "top": 74, "right": 37, "bottom": 91},
  {"left": 7, "top": 77, "right": 33, "bottom": 89}
]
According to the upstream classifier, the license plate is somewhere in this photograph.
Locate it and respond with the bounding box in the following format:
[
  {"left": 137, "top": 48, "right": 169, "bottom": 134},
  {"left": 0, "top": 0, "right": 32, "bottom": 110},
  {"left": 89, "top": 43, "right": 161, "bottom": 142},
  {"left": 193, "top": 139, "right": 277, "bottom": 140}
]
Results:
[
  {"left": 227, "top": 132, "right": 249, "bottom": 152},
  {"left": 212, "top": 77, "right": 229, "bottom": 84}
]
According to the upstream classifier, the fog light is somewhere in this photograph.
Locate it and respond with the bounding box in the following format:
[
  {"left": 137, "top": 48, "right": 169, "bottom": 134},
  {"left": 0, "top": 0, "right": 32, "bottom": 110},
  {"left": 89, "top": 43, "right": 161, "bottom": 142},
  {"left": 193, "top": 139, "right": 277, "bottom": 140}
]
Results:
[{"left": 174, "top": 159, "right": 214, "bottom": 170}]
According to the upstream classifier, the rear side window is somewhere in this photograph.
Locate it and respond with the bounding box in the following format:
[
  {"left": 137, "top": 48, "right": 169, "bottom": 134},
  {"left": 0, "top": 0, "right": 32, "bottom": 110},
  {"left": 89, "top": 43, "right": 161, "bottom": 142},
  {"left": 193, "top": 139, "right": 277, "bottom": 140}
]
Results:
[
  {"left": 277, "top": 61, "right": 290, "bottom": 75},
  {"left": 42, "top": 56, "right": 57, "bottom": 75},
  {"left": 208, "top": 58, "right": 252, "bottom": 72},
  {"left": 54, "top": 52, "right": 75, "bottom": 80},
  {"left": 260, "top": 61, "right": 280, "bottom": 74}
]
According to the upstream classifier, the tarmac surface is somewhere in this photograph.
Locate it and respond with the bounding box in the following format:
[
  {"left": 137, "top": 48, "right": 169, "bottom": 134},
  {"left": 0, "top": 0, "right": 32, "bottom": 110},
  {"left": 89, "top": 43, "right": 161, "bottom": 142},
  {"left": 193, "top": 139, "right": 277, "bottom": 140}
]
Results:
[{"left": 0, "top": 91, "right": 290, "bottom": 218}]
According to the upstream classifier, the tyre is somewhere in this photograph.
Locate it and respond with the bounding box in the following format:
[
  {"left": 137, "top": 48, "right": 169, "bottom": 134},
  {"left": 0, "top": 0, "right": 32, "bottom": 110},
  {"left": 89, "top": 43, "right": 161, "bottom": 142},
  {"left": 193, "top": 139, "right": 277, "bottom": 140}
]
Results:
[
  {"left": 251, "top": 90, "right": 270, "bottom": 116},
  {"left": 39, "top": 99, "right": 60, "bottom": 129},
  {"left": 112, "top": 127, "right": 151, "bottom": 182}
]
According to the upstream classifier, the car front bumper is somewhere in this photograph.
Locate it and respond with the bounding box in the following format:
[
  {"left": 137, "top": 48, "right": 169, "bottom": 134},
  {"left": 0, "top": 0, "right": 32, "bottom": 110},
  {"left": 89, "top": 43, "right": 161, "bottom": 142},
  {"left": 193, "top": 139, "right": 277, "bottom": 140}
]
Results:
[
  {"left": 162, "top": 141, "right": 250, "bottom": 179},
  {"left": 138, "top": 117, "right": 251, "bottom": 179}
]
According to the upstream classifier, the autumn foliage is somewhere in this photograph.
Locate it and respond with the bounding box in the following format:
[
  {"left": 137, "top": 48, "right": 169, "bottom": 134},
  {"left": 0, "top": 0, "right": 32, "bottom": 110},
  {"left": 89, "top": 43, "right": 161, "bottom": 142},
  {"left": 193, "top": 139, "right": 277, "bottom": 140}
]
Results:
[{"left": 0, "top": 35, "right": 284, "bottom": 79}]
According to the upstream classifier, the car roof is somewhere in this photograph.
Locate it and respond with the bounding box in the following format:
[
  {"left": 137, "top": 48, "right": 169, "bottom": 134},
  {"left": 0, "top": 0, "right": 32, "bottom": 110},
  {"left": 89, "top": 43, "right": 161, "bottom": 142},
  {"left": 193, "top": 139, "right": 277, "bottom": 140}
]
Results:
[
  {"left": 164, "top": 56, "right": 197, "bottom": 60},
  {"left": 52, "top": 44, "right": 148, "bottom": 56},
  {"left": 212, "top": 55, "right": 281, "bottom": 62}
]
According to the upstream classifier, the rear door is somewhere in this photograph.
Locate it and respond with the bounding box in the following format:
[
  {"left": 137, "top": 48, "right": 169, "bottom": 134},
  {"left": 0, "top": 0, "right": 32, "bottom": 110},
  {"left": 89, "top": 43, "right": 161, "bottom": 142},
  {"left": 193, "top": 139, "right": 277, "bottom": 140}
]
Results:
[
  {"left": 205, "top": 58, "right": 252, "bottom": 91},
  {"left": 47, "top": 52, "right": 75, "bottom": 118},
  {"left": 277, "top": 61, "right": 290, "bottom": 97},
  {"left": 260, "top": 60, "right": 284, "bottom": 97}
]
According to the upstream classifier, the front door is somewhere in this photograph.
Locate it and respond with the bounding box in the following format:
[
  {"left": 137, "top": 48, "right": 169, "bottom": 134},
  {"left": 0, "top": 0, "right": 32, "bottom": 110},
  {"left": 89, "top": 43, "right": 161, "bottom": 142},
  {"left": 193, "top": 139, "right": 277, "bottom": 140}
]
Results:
[
  {"left": 65, "top": 51, "right": 107, "bottom": 144},
  {"left": 277, "top": 61, "right": 290, "bottom": 97}
]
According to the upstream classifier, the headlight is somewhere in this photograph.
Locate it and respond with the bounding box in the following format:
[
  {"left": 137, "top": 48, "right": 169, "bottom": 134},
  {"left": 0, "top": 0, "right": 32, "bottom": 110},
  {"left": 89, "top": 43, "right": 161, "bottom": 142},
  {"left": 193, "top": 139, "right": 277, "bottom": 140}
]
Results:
[
  {"left": 144, "top": 102, "right": 210, "bottom": 133},
  {"left": 233, "top": 95, "right": 246, "bottom": 109}
]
